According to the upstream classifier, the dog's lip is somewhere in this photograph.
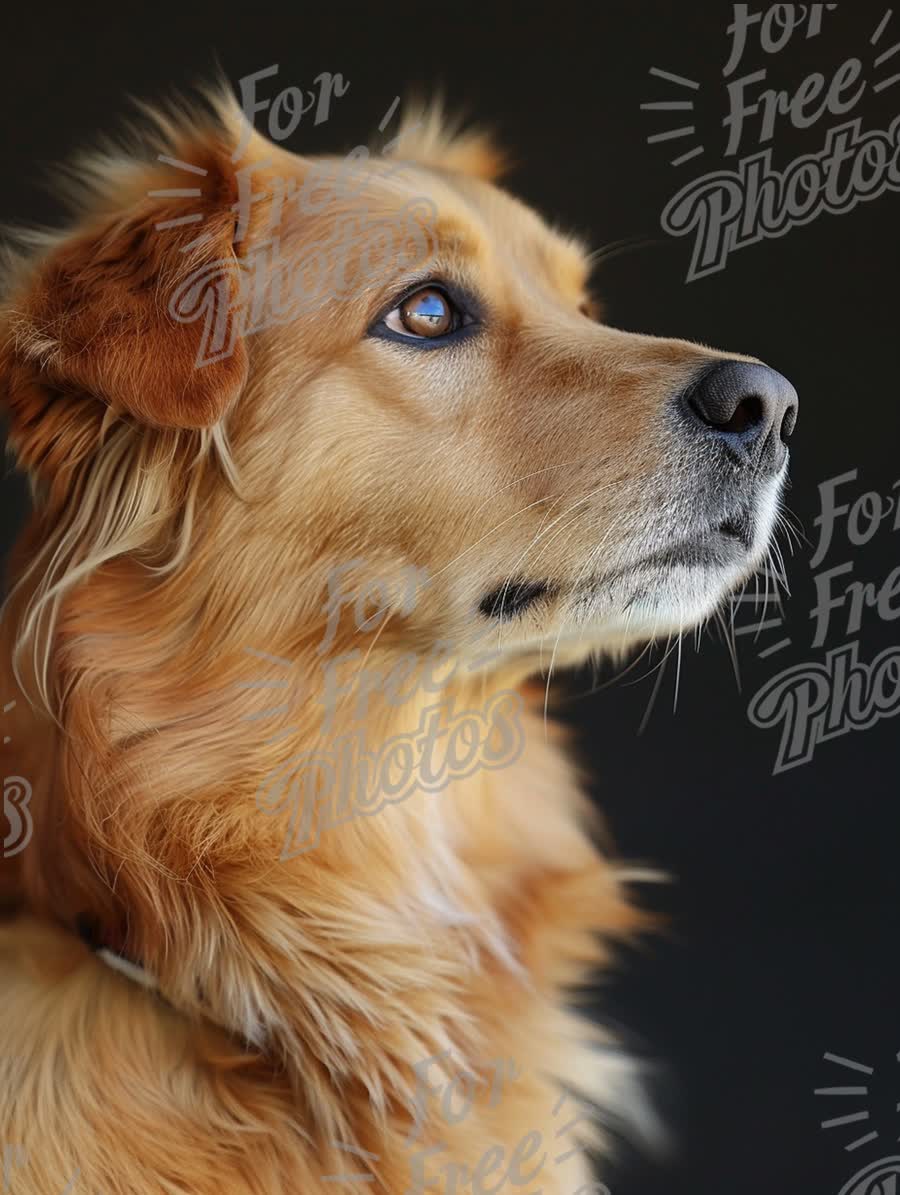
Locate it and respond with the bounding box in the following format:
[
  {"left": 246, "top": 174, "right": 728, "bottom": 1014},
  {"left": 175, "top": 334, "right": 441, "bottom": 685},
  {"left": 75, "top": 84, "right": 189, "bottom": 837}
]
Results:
[
  {"left": 479, "top": 515, "right": 756, "bottom": 613},
  {"left": 574, "top": 517, "right": 753, "bottom": 593},
  {"left": 577, "top": 546, "right": 719, "bottom": 591},
  {"left": 716, "top": 509, "right": 753, "bottom": 549}
]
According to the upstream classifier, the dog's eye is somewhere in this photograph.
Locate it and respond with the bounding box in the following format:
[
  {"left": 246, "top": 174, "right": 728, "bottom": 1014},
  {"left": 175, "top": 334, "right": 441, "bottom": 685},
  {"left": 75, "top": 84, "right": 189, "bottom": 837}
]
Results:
[
  {"left": 384, "top": 287, "right": 460, "bottom": 339},
  {"left": 369, "top": 282, "right": 479, "bottom": 350}
]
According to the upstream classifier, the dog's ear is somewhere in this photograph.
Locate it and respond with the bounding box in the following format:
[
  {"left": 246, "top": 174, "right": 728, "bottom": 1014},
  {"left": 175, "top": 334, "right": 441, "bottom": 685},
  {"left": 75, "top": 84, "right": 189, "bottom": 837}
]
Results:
[
  {"left": 0, "top": 98, "right": 274, "bottom": 475},
  {"left": 387, "top": 102, "right": 508, "bottom": 182}
]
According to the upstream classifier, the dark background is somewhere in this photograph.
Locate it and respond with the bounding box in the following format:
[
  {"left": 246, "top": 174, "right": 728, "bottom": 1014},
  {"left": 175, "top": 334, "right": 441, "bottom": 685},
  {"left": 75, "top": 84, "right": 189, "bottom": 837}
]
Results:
[{"left": 1, "top": 3, "right": 898, "bottom": 1192}]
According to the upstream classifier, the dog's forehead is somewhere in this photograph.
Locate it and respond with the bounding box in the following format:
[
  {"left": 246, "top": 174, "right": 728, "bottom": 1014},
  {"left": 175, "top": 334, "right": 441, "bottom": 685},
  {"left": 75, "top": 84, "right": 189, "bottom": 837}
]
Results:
[
  {"left": 432, "top": 170, "right": 592, "bottom": 299},
  {"left": 282, "top": 150, "right": 591, "bottom": 302}
]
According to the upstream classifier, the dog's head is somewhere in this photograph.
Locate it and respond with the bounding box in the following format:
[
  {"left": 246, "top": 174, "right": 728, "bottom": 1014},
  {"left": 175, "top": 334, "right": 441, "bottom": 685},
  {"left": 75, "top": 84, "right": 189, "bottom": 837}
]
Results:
[{"left": 1, "top": 93, "right": 797, "bottom": 701}]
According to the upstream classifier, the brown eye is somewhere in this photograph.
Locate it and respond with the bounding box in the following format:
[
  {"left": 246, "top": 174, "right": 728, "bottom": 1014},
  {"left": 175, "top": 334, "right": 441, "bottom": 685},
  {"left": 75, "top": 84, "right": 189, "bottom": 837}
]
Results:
[{"left": 385, "top": 287, "right": 458, "bottom": 339}]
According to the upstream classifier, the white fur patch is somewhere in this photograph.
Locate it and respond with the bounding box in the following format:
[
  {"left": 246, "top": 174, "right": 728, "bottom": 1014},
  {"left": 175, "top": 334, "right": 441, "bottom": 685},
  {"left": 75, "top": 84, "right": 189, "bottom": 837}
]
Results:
[{"left": 96, "top": 947, "right": 160, "bottom": 992}]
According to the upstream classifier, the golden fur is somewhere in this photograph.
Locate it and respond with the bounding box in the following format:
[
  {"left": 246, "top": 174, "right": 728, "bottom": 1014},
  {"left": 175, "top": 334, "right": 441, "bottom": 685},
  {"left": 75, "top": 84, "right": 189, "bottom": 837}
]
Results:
[{"left": 0, "top": 90, "right": 774, "bottom": 1192}]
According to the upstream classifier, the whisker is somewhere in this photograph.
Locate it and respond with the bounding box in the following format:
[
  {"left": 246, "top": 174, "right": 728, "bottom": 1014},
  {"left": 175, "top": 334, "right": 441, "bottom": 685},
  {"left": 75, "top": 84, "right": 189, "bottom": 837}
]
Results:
[{"left": 638, "top": 641, "right": 671, "bottom": 734}]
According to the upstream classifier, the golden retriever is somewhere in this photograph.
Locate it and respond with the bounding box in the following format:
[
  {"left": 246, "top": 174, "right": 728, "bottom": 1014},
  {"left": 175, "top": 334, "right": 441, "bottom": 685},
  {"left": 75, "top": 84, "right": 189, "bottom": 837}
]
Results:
[{"left": 0, "top": 88, "right": 796, "bottom": 1193}]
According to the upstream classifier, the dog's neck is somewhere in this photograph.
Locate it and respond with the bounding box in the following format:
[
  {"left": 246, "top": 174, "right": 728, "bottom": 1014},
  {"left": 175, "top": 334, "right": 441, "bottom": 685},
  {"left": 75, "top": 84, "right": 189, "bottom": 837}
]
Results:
[
  {"left": 1, "top": 539, "right": 643, "bottom": 1153},
  {"left": 4, "top": 551, "right": 535, "bottom": 966}
]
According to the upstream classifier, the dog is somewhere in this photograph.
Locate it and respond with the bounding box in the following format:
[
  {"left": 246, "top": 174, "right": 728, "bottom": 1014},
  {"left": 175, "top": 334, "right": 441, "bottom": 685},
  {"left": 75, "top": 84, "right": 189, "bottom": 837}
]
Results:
[{"left": 0, "top": 89, "right": 797, "bottom": 1193}]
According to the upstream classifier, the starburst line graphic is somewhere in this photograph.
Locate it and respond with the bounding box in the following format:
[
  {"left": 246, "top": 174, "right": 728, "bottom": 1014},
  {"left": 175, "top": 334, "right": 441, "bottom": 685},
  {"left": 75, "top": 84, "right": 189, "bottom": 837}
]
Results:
[
  {"left": 823, "top": 1053, "right": 874, "bottom": 1075},
  {"left": 148, "top": 188, "right": 203, "bottom": 199},
  {"left": 155, "top": 214, "right": 205, "bottom": 231},
  {"left": 239, "top": 630, "right": 511, "bottom": 748},
  {"left": 321, "top": 1141, "right": 381, "bottom": 1185},
  {"left": 551, "top": 1089, "right": 594, "bottom": 1167},
  {"left": 150, "top": 155, "right": 212, "bottom": 244},
  {"left": 734, "top": 618, "right": 785, "bottom": 637},
  {"left": 647, "top": 125, "right": 696, "bottom": 143},
  {"left": 240, "top": 648, "right": 304, "bottom": 743},
  {"left": 378, "top": 96, "right": 401, "bottom": 133},
  {"left": 815, "top": 1052, "right": 884, "bottom": 1152},
  {"left": 730, "top": 579, "right": 793, "bottom": 657},
  {"left": 872, "top": 8, "right": 900, "bottom": 92},
  {"left": 640, "top": 100, "right": 694, "bottom": 111},
  {"left": 645, "top": 7, "right": 900, "bottom": 172},
  {"left": 817, "top": 1086, "right": 870, "bottom": 1095},
  {"left": 642, "top": 66, "right": 704, "bottom": 166},
  {"left": 648, "top": 67, "right": 700, "bottom": 91},
  {"left": 757, "top": 636, "right": 793, "bottom": 658},
  {"left": 156, "top": 155, "right": 208, "bottom": 176},
  {"left": 148, "top": 95, "right": 410, "bottom": 258}
]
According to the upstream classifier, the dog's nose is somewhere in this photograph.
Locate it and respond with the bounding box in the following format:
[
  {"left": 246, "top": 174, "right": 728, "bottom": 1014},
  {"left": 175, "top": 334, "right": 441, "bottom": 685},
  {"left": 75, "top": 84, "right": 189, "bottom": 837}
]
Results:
[{"left": 681, "top": 360, "right": 798, "bottom": 469}]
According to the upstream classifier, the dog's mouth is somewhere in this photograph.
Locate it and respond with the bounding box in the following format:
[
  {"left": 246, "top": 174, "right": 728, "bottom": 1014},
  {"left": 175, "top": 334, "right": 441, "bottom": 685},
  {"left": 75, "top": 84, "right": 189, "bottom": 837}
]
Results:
[
  {"left": 596, "top": 509, "right": 756, "bottom": 583},
  {"left": 716, "top": 510, "right": 754, "bottom": 550},
  {"left": 475, "top": 472, "right": 784, "bottom": 649},
  {"left": 576, "top": 478, "right": 784, "bottom": 638}
]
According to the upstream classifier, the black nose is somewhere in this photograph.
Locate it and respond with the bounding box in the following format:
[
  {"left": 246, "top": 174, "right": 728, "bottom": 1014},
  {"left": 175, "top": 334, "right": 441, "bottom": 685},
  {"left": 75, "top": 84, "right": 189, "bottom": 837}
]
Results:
[{"left": 681, "top": 360, "right": 798, "bottom": 469}]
